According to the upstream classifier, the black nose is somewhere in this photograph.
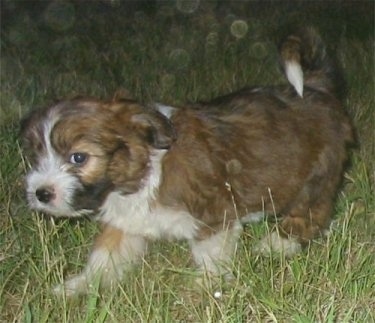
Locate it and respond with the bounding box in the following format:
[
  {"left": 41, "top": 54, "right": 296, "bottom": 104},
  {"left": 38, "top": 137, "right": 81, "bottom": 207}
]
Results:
[{"left": 35, "top": 187, "right": 55, "bottom": 203}]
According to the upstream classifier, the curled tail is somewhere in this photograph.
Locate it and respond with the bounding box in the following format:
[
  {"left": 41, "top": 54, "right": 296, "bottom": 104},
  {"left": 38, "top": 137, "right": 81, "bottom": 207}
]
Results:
[{"left": 279, "top": 27, "right": 343, "bottom": 98}]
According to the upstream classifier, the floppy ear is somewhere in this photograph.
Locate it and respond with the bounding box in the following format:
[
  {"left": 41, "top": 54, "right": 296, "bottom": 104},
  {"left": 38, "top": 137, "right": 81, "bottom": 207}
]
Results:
[
  {"left": 107, "top": 113, "right": 175, "bottom": 193},
  {"left": 131, "top": 110, "right": 176, "bottom": 149},
  {"left": 107, "top": 139, "right": 150, "bottom": 194}
]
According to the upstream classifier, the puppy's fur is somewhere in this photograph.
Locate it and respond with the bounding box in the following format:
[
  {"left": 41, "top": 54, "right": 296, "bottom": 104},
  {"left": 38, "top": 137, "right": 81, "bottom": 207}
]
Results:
[{"left": 21, "top": 28, "right": 353, "bottom": 296}]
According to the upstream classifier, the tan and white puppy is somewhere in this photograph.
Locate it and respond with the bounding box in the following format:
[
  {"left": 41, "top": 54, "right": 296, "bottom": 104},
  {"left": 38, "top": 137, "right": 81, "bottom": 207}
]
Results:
[{"left": 21, "top": 28, "right": 353, "bottom": 296}]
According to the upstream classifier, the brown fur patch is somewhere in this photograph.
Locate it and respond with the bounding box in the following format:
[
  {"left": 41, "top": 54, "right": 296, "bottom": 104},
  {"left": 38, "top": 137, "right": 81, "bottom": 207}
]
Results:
[
  {"left": 156, "top": 88, "right": 353, "bottom": 240},
  {"left": 94, "top": 224, "right": 124, "bottom": 251}
]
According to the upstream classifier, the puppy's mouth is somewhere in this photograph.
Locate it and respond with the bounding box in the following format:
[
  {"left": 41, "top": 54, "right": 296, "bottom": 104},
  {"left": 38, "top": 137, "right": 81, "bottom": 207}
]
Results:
[{"left": 71, "top": 180, "right": 114, "bottom": 213}]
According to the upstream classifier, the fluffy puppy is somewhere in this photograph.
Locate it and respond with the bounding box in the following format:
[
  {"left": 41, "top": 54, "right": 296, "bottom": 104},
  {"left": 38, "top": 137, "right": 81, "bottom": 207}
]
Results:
[{"left": 21, "top": 28, "right": 353, "bottom": 296}]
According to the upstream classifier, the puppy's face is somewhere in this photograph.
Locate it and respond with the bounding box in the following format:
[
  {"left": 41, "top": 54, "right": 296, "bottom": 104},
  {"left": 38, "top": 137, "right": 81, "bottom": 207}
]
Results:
[{"left": 21, "top": 98, "right": 175, "bottom": 217}]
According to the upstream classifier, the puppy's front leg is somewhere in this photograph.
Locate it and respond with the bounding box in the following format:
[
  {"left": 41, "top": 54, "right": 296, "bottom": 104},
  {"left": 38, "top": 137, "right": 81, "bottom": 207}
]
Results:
[
  {"left": 190, "top": 221, "right": 243, "bottom": 279},
  {"left": 54, "top": 224, "right": 147, "bottom": 297}
]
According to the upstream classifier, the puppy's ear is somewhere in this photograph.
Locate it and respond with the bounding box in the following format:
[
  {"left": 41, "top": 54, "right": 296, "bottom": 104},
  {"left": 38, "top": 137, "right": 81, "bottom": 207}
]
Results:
[{"left": 131, "top": 111, "right": 176, "bottom": 149}]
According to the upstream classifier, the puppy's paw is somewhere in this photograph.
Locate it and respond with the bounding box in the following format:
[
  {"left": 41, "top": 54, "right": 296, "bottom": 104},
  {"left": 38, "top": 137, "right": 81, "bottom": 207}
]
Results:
[
  {"left": 254, "top": 231, "right": 302, "bottom": 257},
  {"left": 53, "top": 274, "right": 92, "bottom": 297}
]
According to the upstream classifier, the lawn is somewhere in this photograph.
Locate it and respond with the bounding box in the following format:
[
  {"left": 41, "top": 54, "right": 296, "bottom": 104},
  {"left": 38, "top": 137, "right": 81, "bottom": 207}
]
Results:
[{"left": 1, "top": 1, "right": 374, "bottom": 322}]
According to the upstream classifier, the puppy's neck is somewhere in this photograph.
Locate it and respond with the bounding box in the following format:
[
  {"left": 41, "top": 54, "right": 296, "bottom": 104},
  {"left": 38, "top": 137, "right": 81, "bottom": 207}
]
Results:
[{"left": 98, "top": 149, "right": 167, "bottom": 226}]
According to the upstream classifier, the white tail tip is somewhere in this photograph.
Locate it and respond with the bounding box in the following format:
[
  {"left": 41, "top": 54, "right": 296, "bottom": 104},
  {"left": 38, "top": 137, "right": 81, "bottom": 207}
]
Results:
[{"left": 285, "top": 61, "right": 304, "bottom": 97}]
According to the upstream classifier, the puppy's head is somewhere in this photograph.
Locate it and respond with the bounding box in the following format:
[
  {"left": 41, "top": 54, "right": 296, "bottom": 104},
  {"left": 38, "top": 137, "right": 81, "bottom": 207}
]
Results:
[{"left": 20, "top": 97, "right": 175, "bottom": 217}]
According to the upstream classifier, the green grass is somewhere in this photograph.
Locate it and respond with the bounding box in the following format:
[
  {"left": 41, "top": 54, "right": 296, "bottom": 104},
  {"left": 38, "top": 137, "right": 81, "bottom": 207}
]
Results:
[{"left": 1, "top": 1, "right": 374, "bottom": 322}]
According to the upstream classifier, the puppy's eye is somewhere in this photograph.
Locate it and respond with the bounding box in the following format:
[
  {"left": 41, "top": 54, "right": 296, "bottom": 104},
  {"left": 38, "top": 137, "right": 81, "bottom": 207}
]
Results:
[{"left": 69, "top": 152, "right": 88, "bottom": 165}]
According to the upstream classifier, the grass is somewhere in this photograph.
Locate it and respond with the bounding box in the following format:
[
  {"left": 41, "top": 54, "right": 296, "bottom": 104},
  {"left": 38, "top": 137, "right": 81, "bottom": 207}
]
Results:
[{"left": 1, "top": 1, "right": 374, "bottom": 322}]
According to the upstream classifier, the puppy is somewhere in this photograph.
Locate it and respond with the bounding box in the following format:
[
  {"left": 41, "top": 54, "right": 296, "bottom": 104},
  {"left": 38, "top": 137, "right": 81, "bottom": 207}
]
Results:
[{"left": 21, "top": 28, "right": 353, "bottom": 296}]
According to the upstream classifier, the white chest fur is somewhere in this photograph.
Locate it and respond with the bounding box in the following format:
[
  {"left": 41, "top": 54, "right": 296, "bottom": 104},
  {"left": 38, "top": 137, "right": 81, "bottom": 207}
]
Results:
[{"left": 99, "top": 150, "right": 198, "bottom": 241}]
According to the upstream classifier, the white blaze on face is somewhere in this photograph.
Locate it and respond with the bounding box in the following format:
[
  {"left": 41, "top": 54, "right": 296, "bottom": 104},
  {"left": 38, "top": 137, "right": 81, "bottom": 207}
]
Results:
[{"left": 26, "top": 112, "right": 89, "bottom": 217}]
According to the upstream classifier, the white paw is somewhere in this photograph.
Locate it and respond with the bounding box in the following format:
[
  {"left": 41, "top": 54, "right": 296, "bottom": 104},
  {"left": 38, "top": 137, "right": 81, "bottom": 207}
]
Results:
[
  {"left": 254, "top": 231, "right": 302, "bottom": 257},
  {"left": 53, "top": 274, "right": 91, "bottom": 297},
  {"left": 240, "top": 211, "right": 265, "bottom": 225}
]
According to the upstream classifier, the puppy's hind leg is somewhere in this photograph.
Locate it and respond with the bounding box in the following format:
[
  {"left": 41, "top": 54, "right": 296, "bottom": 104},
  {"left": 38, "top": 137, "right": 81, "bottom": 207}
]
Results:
[
  {"left": 279, "top": 195, "right": 334, "bottom": 245},
  {"left": 256, "top": 158, "right": 338, "bottom": 256},
  {"left": 54, "top": 224, "right": 147, "bottom": 297},
  {"left": 255, "top": 196, "right": 332, "bottom": 257}
]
